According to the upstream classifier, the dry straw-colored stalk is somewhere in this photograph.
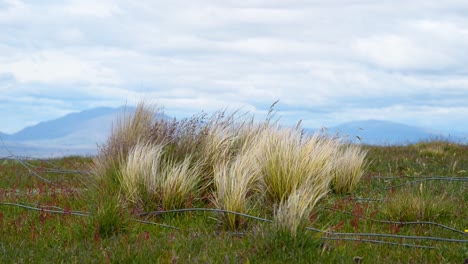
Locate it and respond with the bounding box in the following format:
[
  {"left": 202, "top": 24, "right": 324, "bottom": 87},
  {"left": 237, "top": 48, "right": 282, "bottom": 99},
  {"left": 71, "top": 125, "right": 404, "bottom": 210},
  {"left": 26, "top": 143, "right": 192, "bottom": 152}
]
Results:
[
  {"left": 257, "top": 127, "right": 336, "bottom": 204},
  {"left": 331, "top": 144, "right": 367, "bottom": 194},
  {"left": 92, "top": 100, "right": 369, "bottom": 237}
]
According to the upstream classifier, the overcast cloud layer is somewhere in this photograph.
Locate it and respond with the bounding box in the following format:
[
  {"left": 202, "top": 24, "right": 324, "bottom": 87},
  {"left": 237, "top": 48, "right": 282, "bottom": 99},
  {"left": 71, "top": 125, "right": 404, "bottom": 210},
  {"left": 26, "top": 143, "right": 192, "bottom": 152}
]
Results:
[{"left": 1, "top": 0, "right": 467, "bottom": 134}]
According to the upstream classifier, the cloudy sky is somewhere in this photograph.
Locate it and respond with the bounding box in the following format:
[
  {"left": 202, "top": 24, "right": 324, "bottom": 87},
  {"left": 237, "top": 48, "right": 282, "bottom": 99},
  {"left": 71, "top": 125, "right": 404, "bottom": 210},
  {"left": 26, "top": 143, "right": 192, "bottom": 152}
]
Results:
[{"left": 1, "top": 0, "right": 467, "bottom": 134}]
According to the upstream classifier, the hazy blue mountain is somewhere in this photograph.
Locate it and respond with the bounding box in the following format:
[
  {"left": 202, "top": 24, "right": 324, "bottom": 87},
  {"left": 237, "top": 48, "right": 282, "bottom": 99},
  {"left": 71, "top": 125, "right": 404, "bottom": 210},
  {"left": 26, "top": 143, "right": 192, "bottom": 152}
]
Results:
[
  {"left": 0, "top": 106, "right": 173, "bottom": 157},
  {"left": 1, "top": 106, "right": 135, "bottom": 157},
  {"left": 5, "top": 106, "right": 130, "bottom": 141},
  {"left": 1, "top": 109, "right": 466, "bottom": 158},
  {"left": 321, "top": 120, "right": 462, "bottom": 145}
]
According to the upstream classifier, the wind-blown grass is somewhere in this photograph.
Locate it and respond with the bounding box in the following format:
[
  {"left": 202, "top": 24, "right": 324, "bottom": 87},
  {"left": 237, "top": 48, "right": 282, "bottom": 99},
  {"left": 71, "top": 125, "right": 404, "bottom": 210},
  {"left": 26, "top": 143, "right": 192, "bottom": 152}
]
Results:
[
  {"left": 273, "top": 178, "right": 329, "bottom": 237},
  {"left": 92, "top": 103, "right": 155, "bottom": 184},
  {"left": 257, "top": 128, "right": 336, "bottom": 204},
  {"left": 254, "top": 128, "right": 337, "bottom": 235},
  {"left": 120, "top": 141, "right": 203, "bottom": 210},
  {"left": 159, "top": 156, "right": 202, "bottom": 210},
  {"left": 212, "top": 145, "right": 262, "bottom": 229},
  {"left": 331, "top": 144, "right": 368, "bottom": 194},
  {"left": 88, "top": 103, "right": 156, "bottom": 236},
  {"left": 119, "top": 142, "right": 163, "bottom": 205},
  {"left": 90, "top": 101, "right": 368, "bottom": 236}
]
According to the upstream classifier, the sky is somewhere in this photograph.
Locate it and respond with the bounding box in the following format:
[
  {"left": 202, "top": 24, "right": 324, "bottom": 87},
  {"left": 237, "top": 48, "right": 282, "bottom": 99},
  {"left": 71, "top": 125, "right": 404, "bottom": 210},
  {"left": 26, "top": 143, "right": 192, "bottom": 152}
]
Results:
[{"left": 0, "top": 0, "right": 467, "bottom": 134}]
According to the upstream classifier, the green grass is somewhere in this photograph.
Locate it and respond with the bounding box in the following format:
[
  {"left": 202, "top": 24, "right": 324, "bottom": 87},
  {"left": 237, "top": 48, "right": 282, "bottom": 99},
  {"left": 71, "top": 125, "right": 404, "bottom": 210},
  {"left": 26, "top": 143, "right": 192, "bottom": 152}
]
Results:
[
  {"left": 1, "top": 141, "right": 467, "bottom": 263},
  {"left": 1, "top": 106, "right": 467, "bottom": 263},
  {"left": 381, "top": 185, "right": 456, "bottom": 222}
]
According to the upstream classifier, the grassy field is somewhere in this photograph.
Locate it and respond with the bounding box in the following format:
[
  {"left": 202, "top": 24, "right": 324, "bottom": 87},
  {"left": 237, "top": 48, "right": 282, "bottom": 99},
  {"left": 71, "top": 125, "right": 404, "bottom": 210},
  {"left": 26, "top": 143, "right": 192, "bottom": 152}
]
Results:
[{"left": 1, "top": 107, "right": 467, "bottom": 263}]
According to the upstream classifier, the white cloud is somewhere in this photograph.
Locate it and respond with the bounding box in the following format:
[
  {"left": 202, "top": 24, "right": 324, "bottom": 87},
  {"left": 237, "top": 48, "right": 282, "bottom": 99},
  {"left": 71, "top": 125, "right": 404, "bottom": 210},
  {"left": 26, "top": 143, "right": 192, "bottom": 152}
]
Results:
[
  {"left": 353, "top": 18, "right": 468, "bottom": 71},
  {"left": 0, "top": 50, "right": 121, "bottom": 84},
  {"left": 353, "top": 34, "right": 451, "bottom": 70},
  {"left": 56, "top": 1, "right": 122, "bottom": 18},
  {"left": 0, "top": 0, "right": 467, "bottom": 133},
  {"left": 58, "top": 28, "right": 85, "bottom": 42},
  {"left": 0, "top": 0, "right": 31, "bottom": 23},
  {"left": 399, "top": 74, "right": 468, "bottom": 91}
]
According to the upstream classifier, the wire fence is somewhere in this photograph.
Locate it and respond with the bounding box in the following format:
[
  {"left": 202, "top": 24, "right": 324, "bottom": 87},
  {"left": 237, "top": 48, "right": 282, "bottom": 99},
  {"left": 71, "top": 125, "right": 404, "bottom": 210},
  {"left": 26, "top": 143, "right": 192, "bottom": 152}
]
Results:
[
  {"left": 2, "top": 202, "right": 467, "bottom": 250},
  {"left": 1, "top": 146, "right": 467, "bottom": 251}
]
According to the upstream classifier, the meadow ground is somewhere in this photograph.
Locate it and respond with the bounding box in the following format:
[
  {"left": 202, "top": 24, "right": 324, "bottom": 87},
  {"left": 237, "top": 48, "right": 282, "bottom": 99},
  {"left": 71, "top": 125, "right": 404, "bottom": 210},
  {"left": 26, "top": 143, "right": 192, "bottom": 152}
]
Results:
[{"left": 1, "top": 140, "right": 466, "bottom": 263}]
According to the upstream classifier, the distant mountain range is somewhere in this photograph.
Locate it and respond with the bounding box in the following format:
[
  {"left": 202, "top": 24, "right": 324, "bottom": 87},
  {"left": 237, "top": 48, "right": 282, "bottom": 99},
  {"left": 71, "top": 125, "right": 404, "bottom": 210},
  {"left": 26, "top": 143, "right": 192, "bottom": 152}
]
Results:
[
  {"left": 0, "top": 107, "right": 466, "bottom": 158},
  {"left": 0, "top": 106, "right": 131, "bottom": 157},
  {"left": 321, "top": 120, "right": 467, "bottom": 145},
  {"left": 5, "top": 107, "right": 125, "bottom": 142}
]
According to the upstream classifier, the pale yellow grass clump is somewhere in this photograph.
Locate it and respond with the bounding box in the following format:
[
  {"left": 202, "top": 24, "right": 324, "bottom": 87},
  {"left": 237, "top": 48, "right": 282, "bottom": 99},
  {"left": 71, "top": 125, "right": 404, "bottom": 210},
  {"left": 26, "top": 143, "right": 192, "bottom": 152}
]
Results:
[
  {"left": 92, "top": 100, "right": 371, "bottom": 237},
  {"left": 93, "top": 103, "right": 156, "bottom": 180},
  {"left": 210, "top": 121, "right": 266, "bottom": 229},
  {"left": 331, "top": 144, "right": 367, "bottom": 194},
  {"left": 213, "top": 144, "right": 263, "bottom": 229},
  {"left": 254, "top": 127, "right": 337, "bottom": 235},
  {"left": 159, "top": 156, "right": 202, "bottom": 209},
  {"left": 273, "top": 177, "right": 329, "bottom": 237},
  {"left": 107, "top": 103, "right": 155, "bottom": 161},
  {"left": 89, "top": 103, "right": 157, "bottom": 237},
  {"left": 202, "top": 125, "right": 237, "bottom": 170},
  {"left": 257, "top": 127, "right": 337, "bottom": 204},
  {"left": 119, "top": 142, "right": 163, "bottom": 204},
  {"left": 120, "top": 141, "right": 202, "bottom": 209}
]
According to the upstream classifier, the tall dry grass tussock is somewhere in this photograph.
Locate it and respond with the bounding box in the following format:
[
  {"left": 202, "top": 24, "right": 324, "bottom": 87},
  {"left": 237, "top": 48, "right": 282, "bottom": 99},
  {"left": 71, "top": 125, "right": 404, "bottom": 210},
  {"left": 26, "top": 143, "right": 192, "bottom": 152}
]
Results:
[
  {"left": 91, "top": 100, "right": 370, "bottom": 237},
  {"left": 331, "top": 144, "right": 367, "bottom": 194},
  {"left": 119, "top": 142, "right": 163, "bottom": 205},
  {"left": 120, "top": 141, "right": 203, "bottom": 210},
  {"left": 257, "top": 128, "right": 337, "bottom": 204},
  {"left": 273, "top": 177, "right": 329, "bottom": 237},
  {"left": 92, "top": 103, "right": 156, "bottom": 180},
  {"left": 212, "top": 140, "right": 263, "bottom": 229},
  {"left": 159, "top": 156, "right": 203, "bottom": 210}
]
